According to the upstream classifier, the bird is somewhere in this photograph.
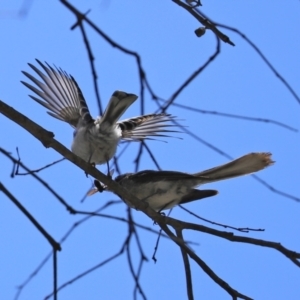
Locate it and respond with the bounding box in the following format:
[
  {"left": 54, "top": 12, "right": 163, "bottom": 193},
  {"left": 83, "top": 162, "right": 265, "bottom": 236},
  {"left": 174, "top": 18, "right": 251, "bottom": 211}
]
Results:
[
  {"left": 89, "top": 152, "right": 274, "bottom": 211},
  {"left": 21, "top": 59, "right": 180, "bottom": 166}
]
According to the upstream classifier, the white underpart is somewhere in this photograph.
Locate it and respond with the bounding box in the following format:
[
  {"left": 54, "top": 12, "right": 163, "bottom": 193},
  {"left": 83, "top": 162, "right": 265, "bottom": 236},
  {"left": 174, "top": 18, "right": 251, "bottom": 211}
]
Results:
[
  {"left": 72, "top": 124, "right": 122, "bottom": 164},
  {"left": 120, "top": 180, "right": 196, "bottom": 211}
]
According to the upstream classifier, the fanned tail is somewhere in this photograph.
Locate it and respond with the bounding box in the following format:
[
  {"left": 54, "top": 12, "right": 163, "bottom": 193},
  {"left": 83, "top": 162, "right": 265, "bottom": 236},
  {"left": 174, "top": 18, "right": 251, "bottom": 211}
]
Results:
[
  {"left": 98, "top": 91, "right": 138, "bottom": 127},
  {"left": 195, "top": 152, "right": 274, "bottom": 184}
]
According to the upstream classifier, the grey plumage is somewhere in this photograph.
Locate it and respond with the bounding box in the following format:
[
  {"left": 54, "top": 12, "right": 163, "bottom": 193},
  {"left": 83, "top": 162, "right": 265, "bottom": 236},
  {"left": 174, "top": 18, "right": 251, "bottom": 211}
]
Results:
[
  {"left": 21, "top": 60, "right": 180, "bottom": 165},
  {"left": 90, "top": 152, "right": 274, "bottom": 211}
]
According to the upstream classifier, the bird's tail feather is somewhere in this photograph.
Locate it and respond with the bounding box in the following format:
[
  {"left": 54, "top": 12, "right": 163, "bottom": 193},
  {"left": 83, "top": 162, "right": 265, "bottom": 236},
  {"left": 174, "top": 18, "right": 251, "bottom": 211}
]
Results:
[
  {"left": 194, "top": 152, "right": 274, "bottom": 184},
  {"left": 99, "top": 91, "right": 138, "bottom": 127}
]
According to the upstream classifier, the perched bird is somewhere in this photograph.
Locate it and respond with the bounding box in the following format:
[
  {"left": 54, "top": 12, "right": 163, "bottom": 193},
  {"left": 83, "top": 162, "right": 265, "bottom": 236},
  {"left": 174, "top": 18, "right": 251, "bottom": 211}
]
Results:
[
  {"left": 21, "top": 60, "right": 179, "bottom": 165},
  {"left": 89, "top": 152, "right": 274, "bottom": 211}
]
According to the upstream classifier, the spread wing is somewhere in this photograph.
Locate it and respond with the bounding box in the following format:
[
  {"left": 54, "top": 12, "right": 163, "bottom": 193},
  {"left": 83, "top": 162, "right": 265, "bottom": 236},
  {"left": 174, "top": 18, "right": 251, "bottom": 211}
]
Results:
[
  {"left": 21, "top": 59, "right": 93, "bottom": 128},
  {"left": 118, "top": 114, "right": 181, "bottom": 141}
]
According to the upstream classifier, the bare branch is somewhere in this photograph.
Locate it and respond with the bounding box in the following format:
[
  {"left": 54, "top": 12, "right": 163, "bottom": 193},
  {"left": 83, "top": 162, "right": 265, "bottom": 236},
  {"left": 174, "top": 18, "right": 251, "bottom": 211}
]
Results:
[
  {"left": 0, "top": 148, "right": 76, "bottom": 213},
  {"left": 159, "top": 99, "right": 298, "bottom": 132},
  {"left": 176, "top": 228, "right": 194, "bottom": 300},
  {"left": 158, "top": 222, "right": 252, "bottom": 299},
  {"left": 160, "top": 38, "right": 220, "bottom": 112},
  {"left": 179, "top": 205, "right": 265, "bottom": 233},
  {"left": 172, "top": 0, "right": 235, "bottom": 46},
  {"left": 166, "top": 217, "right": 300, "bottom": 268},
  {"left": 0, "top": 182, "right": 61, "bottom": 251}
]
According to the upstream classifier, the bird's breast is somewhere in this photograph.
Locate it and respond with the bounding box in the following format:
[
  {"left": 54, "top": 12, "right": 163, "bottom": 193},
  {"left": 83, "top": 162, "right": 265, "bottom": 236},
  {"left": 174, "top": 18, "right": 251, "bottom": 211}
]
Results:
[
  {"left": 119, "top": 180, "right": 192, "bottom": 211},
  {"left": 71, "top": 125, "right": 121, "bottom": 164}
]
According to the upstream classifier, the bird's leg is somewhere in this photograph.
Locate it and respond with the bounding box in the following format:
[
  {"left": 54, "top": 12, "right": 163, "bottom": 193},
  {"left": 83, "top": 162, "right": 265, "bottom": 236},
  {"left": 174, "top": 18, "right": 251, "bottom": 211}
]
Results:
[
  {"left": 153, "top": 208, "right": 172, "bottom": 226},
  {"left": 85, "top": 152, "right": 96, "bottom": 177},
  {"left": 158, "top": 210, "right": 166, "bottom": 216},
  {"left": 106, "top": 160, "right": 111, "bottom": 178}
]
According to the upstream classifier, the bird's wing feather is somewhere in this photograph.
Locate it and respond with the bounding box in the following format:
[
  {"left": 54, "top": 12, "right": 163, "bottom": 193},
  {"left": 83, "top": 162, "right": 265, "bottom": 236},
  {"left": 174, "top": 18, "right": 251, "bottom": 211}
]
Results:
[
  {"left": 119, "top": 113, "right": 181, "bottom": 140},
  {"left": 21, "top": 59, "right": 93, "bottom": 128},
  {"left": 115, "top": 170, "right": 197, "bottom": 184}
]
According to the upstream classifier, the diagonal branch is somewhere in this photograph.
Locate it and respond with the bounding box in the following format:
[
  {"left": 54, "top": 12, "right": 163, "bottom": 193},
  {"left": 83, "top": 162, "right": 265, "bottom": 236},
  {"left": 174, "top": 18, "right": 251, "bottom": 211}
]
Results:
[
  {"left": 159, "top": 222, "right": 252, "bottom": 299},
  {"left": 0, "top": 182, "right": 61, "bottom": 252},
  {"left": 172, "top": 0, "right": 235, "bottom": 46},
  {"left": 166, "top": 217, "right": 300, "bottom": 267}
]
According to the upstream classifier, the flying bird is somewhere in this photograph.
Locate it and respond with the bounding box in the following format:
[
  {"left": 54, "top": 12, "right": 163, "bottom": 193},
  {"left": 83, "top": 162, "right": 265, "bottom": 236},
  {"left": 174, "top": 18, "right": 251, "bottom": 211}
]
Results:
[
  {"left": 89, "top": 152, "right": 274, "bottom": 211},
  {"left": 21, "top": 60, "right": 179, "bottom": 166}
]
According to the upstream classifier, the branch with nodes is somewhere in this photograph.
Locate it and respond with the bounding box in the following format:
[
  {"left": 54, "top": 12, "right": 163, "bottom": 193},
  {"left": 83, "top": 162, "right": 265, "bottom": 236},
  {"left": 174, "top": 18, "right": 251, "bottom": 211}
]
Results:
[
  {"left": 172, "top": 0, "right": 235, "bottom": 46},
  {"left": 1, "top": 99, "right": 300, "bottom": 299},
  {"left": 59, "top": 0, "right": 300, "bottom": 204}
]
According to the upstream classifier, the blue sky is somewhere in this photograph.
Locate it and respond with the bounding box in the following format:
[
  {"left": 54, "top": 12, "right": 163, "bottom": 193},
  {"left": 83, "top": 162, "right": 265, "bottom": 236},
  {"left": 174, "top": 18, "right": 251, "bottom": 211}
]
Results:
[{"left": 1, "top": 1, "right": 300, "bottom": 299}]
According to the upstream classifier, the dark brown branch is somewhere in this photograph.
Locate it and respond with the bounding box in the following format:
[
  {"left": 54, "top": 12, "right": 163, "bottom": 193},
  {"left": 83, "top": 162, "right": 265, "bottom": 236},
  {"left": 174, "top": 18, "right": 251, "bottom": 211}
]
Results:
[
  {"left": 2, "top": 94, "right": 299, "bottom": 299},
  {"left": 172, "top": 0, "right": 235, "bottom": 46},
  {"left": 15, "top": 153, "right": 65, "bottom": 175},
  {"left": 0, "top": 182, "right": 61, "bottom": 251},
  {"left": 53, "top": 250, "right": 58, "bottom": 300},
  {"left": 0, "top": 148, "right": 76, "bottom": 213},
  {"left": 133, "top": 143, "right": 144, "bottom": 172},
  {"left": 142, "top": 142, "right": 162, "bottom": 170},
  {"left": 0, "top": 99, "right": 162, "bottom": 219},
  {"left": 79, "top": 22, "right": 103, "bottom": 115},
  {"left": 69, "top": 12, "right": 103, "bottom": 115},
  {"left": 14, "top": 201, "right": 126, "bottom": 300},
  {"left": 214, "top": 23, "right": 300, "bottom": 105},
  {"left": 159, "top": 222, "right": 252, "bottom": 299},
  {"left": 159, "top": 99, "right": 298, "bottom": 132},
  {"left": 161, "top": 38, "right": 220, "bottom": 112},
  {"left": 179, "top": 205, "right": 264, "bottom": 233},
  {"left": 252, "top": 174, "right": 300, "bottom": 202},
  {"left": 125, "top": 209, "right": 147, "bottom": 300},
  {"left": 60, "top": 0, "right": 147, "bottom": 116},
  {"left": 45, "top": 246, "right": 126, "bottom": 299},
  {"left": 166, "top": 217, "right": 300, "bottom": 267},
  {"left": 176, "top": 229, "right": 194, "bottom": 300}
]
